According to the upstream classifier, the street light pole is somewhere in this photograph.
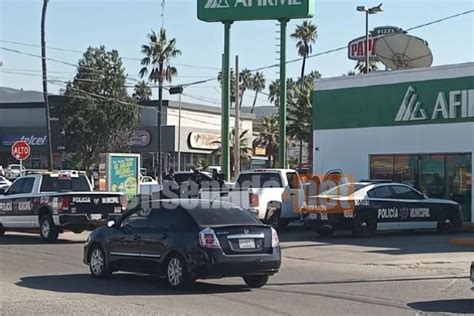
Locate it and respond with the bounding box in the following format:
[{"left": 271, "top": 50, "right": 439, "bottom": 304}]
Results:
[
  {"left": 177, "top": 93, "right": 182, "bottom": 172},
  {"left": 357, "top": 3, "right": 383, "bottom": 74},
  {"left": 365, "top": 10, "right": 369, "bottom": 74}
]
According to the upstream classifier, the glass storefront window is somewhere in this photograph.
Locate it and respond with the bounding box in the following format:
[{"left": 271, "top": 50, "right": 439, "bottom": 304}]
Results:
[
  {"left": 370, "top": 153, "right": 472, "bottom": 222},
  {"left": 394, "top": 155, "right": 418, "bottom": 187},
  {"left": 419, "top": 155, "right": 446, "bottom": 199},
  {"left": 447, "top": 154, "right": 472, "bottom": 220},
  {"left": 370, "top": 155, "right": 394, "bottom": 180}
]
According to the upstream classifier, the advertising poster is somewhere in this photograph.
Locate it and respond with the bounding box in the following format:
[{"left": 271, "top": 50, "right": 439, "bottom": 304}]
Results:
[{"left": 108, "top": 154, "right": 140, "bottom": 200}]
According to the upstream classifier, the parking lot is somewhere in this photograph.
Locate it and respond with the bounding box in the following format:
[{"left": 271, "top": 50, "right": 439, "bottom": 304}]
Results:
[{"left": 1, "top": 227, "right": 473, "bottom": 315}]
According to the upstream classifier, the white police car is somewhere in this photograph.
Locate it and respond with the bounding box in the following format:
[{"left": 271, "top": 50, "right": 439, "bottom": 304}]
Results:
[{"left": 303, "top": 181, "right": 463, "bottom": 237}]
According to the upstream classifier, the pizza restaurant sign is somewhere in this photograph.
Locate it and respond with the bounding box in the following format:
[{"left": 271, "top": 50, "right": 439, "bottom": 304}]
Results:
[{"left": 348, "top": 26, "right": 405, "bottom": 61}]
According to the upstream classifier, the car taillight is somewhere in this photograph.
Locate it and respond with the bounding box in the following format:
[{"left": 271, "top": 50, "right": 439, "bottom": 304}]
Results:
[
  {"left": 271, "top": 227, "right": 279, "bottom": 248},
  {"left": 120, "top": 195, "right": 128, "bottom": 211},
  {"left": 59, "top": 196, "right": 70, "bottom": 212},
  {"left": 198, "top": 228, "right": 221, "bottom": 249},
  {"left": 249, "top": 192, "right": 259, "bottom": 207}
]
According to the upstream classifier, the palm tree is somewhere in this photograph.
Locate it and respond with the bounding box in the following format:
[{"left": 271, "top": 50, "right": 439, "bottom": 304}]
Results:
[
  {"left": 291, "top": 20, "right": 317, "bottom": 87},
  {"left": 288, "top": 82, "right": 312, "bottom": 170},
  {"left": 255, "top": 115, "right": 280, "bottom": 168},
  {"left": 355, "top": 60, "right": 379, "bottom": 74},
  {"left": 132, "top": 80, "right": 152, "bottom": 102},
  {"left": 267, "top": 78, "right": 296, "bottom": 108},
  {"left": 139, "top": 28, "right": 181, "bottom": 179},
  {"left": 239, "top": 68, "right": 253, "bottom": 108},
  {"left": 250, "top": 71, "right": 265, "bottom": 114},
  {"left": 211, "top": 129, "right": 253, "bottom": 170},
  {"left": 218, "top": 68, "right": 237, "bottom": 106}
]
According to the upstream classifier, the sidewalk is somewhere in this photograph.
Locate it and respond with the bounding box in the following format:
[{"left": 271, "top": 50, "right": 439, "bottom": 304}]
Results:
[{"left": 449, "top": 222, "right": 474, "bottom": 247}]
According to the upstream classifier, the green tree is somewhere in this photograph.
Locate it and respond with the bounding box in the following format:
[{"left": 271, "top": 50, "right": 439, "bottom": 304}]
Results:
[
  {"left": 355, "top": 60, "right": 379, "bottom": 74},
  {"left": 268, "top": 78, "right": 296, "bottom": 107},
  {"left": 250, "top": 71, "right": 265, "bottom": 114},
  {"left": 197, "top": 157, "right": 211, "bottom": 171},
  {"left": 288, "top": 82, "right": 313, "bottom": 169},
  {"left": 291, "top": 20, "right": 318, "bottom": 86},
  {"left": 255, "top": 115, "right": 280, "bottom": 168},
  {"left": 58, "top": 46, "right": 139, "bottom": 171},
  {"left": 211, "top": 129, "right": 253, "bottom": 171},
  {"left": 218, "top": 68, "right": 237, "bottom": 106},
  {"left": 238, "top": 68, "right": 253, "bottom": 108},
  {"left": 139, "top": 28, "right": 181, "bottom": 177},
  {"left": 132, "top": 80, "right": 152, "bottom": 102}
]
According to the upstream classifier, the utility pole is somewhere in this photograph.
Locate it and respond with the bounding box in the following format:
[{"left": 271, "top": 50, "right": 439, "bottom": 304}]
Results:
[
  {"left": 278, "top": 19, "right": 288, "bottom": 169},
  {"left": 41, "top": 0, "right": 53, "bottom": 171},
  {"left": 221, "top": 22, "right": 232, "bottom": 181},
  {"left": 234, "top": 55, "right": 240, "bottom": 178}
]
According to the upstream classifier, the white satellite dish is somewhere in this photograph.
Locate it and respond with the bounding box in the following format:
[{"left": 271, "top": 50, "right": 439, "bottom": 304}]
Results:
[{"left": 374, "top": 33, "right": 433, "bottom": 70}]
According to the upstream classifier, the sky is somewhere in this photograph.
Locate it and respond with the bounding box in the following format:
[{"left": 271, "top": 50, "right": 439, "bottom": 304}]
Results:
[{"left": 0, "top": 0, "right": 473, "bottom": 108}]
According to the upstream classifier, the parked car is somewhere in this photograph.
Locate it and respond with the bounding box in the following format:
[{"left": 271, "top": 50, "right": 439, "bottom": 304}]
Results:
[
  {"left": 83, "top": 199, "right": 281, "bottom": 290},
  {"left": 0, "top": 176, "right": 12, "bottom": 190},
  {"left": 302, "top": 181, "right": 463, "bottom": 237},
  {"left": 4, "top": 164, "right": 25, "bottom": 179},
  {"left": 140, "top": 176, "right": 158, "bottom": 185},
  {"left": 200, "top": 169, "right": 304, "bottom": 229},
  {"left": 470, "top": 262, "right": 474, "bottom": 291},
  {"left": 0, "top": 171, "right": 127, "bottom": 241}
]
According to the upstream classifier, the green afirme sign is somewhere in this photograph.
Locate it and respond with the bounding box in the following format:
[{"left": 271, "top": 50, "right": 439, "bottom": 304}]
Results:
[
  {"left": 313, "top": 76, "right": 474, "bottom": 130},
  {"left": 198, "top": 0, "right": 315, "bottom": 22}
]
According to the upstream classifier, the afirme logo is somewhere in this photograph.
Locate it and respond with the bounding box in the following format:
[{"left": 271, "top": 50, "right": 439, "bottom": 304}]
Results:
[
  {"left": 205, "top": 0, "right": 230, "bottom": 9},
  {"left": 395, "top": 86, "right": 474, "bottom": 122},
  {"left": 395, "top": 86, "right": 428, "bottom": 122}
]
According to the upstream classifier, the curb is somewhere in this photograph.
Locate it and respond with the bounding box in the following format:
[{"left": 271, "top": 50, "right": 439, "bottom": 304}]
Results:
[
  {"left": 459, "top": 225, "right": 474, "bottom": 233},
  {"left": 449, "top": 237, "right": 474, "bottom": 247}
]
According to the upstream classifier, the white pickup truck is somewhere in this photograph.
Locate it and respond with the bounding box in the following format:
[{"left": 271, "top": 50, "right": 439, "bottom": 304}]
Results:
[{"left": 200, "top": 169, "right": 304, "bottom": 229}]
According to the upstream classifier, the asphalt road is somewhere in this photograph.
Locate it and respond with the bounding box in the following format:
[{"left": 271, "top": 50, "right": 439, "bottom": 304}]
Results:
[{"left": 1, "top": 228, "right": 473, "bottom": 315}]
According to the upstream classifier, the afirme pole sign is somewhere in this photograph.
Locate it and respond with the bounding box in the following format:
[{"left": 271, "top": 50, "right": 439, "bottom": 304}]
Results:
[
  {"left": 198, "top": 0, "right": 315, "bottom": 175},
  {"left": 198, "top": 0, "right": 315, "bottom": 22}
]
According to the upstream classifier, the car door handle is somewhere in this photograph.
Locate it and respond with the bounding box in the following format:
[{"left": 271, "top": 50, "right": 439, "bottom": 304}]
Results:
[
  {"left": 161, "top": 233, "right": 170, "bottom": 240},
  {"left": 133, "top": 234, "right": 141, "bottom": 241}
]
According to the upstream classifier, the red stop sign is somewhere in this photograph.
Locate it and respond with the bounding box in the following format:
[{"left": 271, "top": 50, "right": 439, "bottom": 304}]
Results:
[{"left": 11, "top": 141, "right": 31, "bottom": 160}]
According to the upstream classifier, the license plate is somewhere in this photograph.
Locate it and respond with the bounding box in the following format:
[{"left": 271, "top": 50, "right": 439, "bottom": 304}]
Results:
[
  {"left": 114, "top": 207, "right": 122, "bottom": 214},
  {"left": 90, "top": 214, "right": 102, "bottom": 220},
  {"left": 239, "top": 239, "right": 255, "bottom": 249}
]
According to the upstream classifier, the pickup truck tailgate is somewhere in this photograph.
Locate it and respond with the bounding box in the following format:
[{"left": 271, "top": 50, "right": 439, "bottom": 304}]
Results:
[{"left": 66, "top": 193, "right": 125, "bottom": 217}]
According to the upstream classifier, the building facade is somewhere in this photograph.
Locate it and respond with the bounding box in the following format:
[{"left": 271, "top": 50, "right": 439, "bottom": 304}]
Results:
[
  {"left": 313, "top": 63, "right": 474, "bottom": 222},
  {"left": 0, "top": 96, "right": 255, "bottom": 174}
]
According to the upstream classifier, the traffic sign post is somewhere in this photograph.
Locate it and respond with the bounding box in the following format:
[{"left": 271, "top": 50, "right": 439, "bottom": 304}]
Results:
[{"left": 11, "top": 141, "right": 31, "bottom": 174}]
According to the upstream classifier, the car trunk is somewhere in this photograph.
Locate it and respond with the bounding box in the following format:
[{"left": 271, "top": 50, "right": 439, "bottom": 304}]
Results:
[{"left": 212, "top": 225, "right": 272, "bottom": 255}]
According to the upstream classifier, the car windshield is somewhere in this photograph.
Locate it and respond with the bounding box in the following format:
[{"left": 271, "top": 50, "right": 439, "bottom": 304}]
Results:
[
  {"left": 320, "top": 183, "right": 369, "bottom": 197},
  {"left": 40, "top": 175, "right": 91, "bottom": 192},
  {"left": 236, "top": 173, "right": 283, "bottom": 189},
  {"left": 185, "top": 203, "right": 261, "bottom": 226}
]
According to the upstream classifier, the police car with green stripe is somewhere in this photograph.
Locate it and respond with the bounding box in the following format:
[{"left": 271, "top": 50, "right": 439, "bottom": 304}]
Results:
[{"left": 303, "top": 182, "right": 463, "bottom": 237}]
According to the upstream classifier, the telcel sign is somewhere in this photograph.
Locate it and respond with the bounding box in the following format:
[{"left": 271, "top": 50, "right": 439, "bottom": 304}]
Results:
[
  {"left": 198, "top": 0, "right": 315, "bottom": 22},
  {"left": 348, "top": 26, "right": 405, "bottom": 61}
]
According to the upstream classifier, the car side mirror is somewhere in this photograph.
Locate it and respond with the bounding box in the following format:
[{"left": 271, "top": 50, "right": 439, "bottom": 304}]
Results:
[{"left": 107, "top": 220, "right": 116, "bottom": 228}]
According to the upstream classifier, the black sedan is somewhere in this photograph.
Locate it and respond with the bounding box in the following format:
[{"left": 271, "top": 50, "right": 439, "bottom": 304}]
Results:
[
  {"left": 302, "top": 182, "right": 463, "bottom": 237},
  {"left": 83, "top": 199, "right": 281, "bottom": 290}
]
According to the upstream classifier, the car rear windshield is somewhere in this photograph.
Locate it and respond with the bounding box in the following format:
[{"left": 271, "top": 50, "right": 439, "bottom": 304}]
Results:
[
  {"left": 186, "top": 205, "right": 261, "bottom": 226},
  {"left": 236, "top": 173, "right": 283, "bottom": 189},
  {"left": 40, "top": 175, "right": 91, "bottom": 192},
  {"left": 320, "top": 183, "right": 368, "bottom": 197}
]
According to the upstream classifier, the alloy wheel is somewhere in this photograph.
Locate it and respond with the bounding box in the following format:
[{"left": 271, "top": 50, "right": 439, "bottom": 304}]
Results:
[
  {"left": 167, "top": 258, "right": 183, "bottom": 287},
  {"left": 90, "top": 249, "right": 105, "bottom": 276}
]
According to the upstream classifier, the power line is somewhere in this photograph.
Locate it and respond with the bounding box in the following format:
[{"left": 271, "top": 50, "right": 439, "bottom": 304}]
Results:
[{"left": 0, "top": 39, "right": 220, "bottom": 71}]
